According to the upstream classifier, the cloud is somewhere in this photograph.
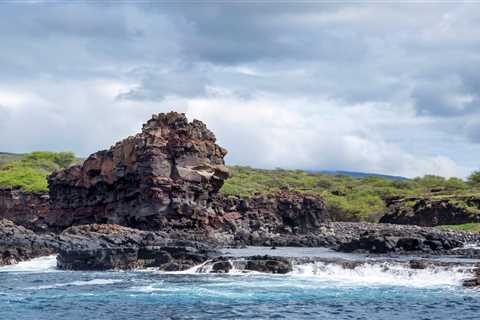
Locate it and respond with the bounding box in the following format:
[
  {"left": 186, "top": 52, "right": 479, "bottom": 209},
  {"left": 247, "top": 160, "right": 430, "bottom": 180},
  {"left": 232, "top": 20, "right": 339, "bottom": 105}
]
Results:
[
  {"left": 0, "top": 2, "right": 478, "bottom": 177},
  {"left": 117, "top": 65, "right": 211, "bottom": 101},
  {"left": 185, "top": 94, "right": 468, "bottom": 178},
  {"left": 465, "top": 119, "right": 480, "bottom": 144}
]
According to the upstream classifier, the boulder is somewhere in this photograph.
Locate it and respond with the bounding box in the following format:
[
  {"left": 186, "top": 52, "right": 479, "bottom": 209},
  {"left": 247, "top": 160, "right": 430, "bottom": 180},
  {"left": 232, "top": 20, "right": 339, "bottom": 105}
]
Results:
[
  {"left": 208, "top": 255, "right": 292, "bottom": 274},
  {"left": 244, "top": 256, "right": 292, "bottom": 274}
]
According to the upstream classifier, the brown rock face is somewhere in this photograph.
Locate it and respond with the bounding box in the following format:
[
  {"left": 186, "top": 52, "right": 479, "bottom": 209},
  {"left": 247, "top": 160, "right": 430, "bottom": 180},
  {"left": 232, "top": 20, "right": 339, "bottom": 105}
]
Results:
[
  {"left": 0, "top": 188, "right": 50, "bottom": 231},
  {"left": 213, "top": 191, "right": 329, "bottom": 240},
  {"left": 48, "top": 112, "right": 229, "bottom": 231}
]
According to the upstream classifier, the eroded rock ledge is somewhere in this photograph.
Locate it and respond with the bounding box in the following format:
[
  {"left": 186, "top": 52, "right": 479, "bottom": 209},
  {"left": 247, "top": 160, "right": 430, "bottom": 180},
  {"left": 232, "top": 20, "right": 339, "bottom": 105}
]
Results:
[
  {"left": 380, "top": 195, "right": 480, "bottom": 227},
  {"left": 2, "top": 219, "right": 479, "bottom": 270}
]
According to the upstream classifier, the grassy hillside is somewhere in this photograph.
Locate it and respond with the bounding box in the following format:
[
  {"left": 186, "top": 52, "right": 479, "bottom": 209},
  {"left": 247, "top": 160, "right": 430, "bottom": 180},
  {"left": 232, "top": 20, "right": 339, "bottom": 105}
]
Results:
[
  {"left": 0, "top": 152, "right": 77, "bottom": 192},
  {"left": 221, "top": 166, "right": 480, "bottom": 222}
]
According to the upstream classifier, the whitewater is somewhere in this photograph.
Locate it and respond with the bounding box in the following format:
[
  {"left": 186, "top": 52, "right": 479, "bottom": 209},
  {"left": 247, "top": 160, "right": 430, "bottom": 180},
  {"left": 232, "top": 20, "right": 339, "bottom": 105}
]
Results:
[{"left": 1, "top": 248, "right": 480, "bottom": 320}]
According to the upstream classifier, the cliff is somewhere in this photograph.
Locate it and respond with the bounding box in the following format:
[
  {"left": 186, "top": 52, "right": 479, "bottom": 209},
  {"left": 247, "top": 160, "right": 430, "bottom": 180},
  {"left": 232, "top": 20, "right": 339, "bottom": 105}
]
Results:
[{"left": 0, "top": 188, "right": 50, "bottom": 231}]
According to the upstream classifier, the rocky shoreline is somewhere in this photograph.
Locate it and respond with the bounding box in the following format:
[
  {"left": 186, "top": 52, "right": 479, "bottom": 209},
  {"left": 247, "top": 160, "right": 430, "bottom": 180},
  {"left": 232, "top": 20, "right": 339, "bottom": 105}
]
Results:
[
  {"left": 2, "top": 218, "right": 478, "bottom": 271},
  {"left": 1, "top": 112, "right": 480, "bottom": 287}
]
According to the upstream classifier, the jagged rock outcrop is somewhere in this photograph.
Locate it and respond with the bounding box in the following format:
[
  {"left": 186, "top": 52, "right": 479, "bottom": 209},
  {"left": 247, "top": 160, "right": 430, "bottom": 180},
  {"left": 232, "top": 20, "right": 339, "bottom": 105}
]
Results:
[
  {"left": 209, "top": 191, "right": 330, "bottom": 244},
  {"left": 0, "top": 219, "right": 58, "bottom": 265},
  {"left": 48, "top": 112, "right": 229, "bottom": 231},
  {"left": 0, "top": 188, "right": 50, "bottom": 231},
  {"left": 380, "top": 196, "right": 480, "bottom": 227},
  {"left": 336, "top": 222, "right": 477, "bottom": 254}
]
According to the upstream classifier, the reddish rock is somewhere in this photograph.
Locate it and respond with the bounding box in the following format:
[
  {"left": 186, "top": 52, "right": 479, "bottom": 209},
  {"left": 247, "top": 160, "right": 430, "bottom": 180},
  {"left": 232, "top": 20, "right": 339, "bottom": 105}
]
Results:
[
  {"left": 212, "top": 190, "right": 329, "bottom": 238},
  {"left": 0, "top": 188, "right": 50, "bottom": 231},
  {"left": 48, "top": 112, "right": 229, "bottom": 231}
]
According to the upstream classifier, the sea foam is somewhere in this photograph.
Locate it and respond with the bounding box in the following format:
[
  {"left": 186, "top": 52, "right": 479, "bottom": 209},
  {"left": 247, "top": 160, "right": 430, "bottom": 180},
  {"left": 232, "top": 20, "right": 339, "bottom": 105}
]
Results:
[{"left": 0, "top": 255, "right": 58, "bottom": 273}]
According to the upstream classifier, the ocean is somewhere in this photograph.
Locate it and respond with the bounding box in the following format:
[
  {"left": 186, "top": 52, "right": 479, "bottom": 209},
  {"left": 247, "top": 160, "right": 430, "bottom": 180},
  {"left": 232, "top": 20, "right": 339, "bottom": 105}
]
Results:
[{"left": 1, "top": 248, "right": 479, "bottom": 320}]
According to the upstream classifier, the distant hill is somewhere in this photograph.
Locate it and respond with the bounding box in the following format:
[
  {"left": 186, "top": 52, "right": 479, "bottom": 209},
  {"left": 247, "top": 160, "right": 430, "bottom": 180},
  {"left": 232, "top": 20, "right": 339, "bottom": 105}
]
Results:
[
  {"left": 0, "top": 152, "right": 24, "bottom": 165},
  {"left": 318, "top": 170, "right": 408, "bottom": 181}
]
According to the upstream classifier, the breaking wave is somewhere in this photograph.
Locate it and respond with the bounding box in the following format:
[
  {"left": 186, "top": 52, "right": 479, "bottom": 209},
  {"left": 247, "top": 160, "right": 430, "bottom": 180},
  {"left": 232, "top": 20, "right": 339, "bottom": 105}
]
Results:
[
  {"left": 290, "top": 261, "right": 472, "bottom": 288},
  {"left": 174, "top": 259, "right": 475, "bottom": 288},
  {"left": 0, "top": 255, "right": 57, "bottom": 273}
]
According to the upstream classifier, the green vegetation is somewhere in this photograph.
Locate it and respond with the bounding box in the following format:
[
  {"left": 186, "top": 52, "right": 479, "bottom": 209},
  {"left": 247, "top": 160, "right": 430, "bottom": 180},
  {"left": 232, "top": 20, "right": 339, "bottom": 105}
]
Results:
[
  {"left": 0, "top": 151, "right": 77, "bottom": 192},
  {"left": 437, "top": 223, "right": 480, "bottom": 233},
  {"left": 221, "top": 166, "right": 480, "bottom": 222},
  {"left": 2, "top": 152, "right": 480, "bottom": 222},
  {"left": 468, "top": 171, "right": 480, "bottom": 186}
]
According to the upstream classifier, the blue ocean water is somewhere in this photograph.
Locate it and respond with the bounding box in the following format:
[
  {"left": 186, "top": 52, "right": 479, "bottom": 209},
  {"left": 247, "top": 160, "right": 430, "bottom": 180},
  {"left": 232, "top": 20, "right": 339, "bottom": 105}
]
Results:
[{"left": 1, "top": 255, "right": 480, "bottom": 320}]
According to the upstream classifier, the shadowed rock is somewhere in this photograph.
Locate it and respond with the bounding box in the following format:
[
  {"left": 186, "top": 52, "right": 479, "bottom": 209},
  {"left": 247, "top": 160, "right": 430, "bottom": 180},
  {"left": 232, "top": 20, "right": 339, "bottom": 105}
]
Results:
[
  {"left": 0, "top": 219, "right": 58, "bottom": 265},
  {"left": 380, "top": 196, "right": 480, "bottom": 227},
  {"left": 56, "top": 224, "right": 220, "bottom": 271}
]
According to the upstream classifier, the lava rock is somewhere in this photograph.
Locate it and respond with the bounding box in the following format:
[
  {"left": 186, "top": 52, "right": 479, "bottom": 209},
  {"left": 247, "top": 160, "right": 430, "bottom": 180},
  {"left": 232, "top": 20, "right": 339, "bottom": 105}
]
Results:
[
  {"left": 55, "top": 224, "right": 220, "bottom": 271},
  {"left": 0, "top": 188, "right": 50, "bottom": 231},
  {"left": 244, "top": 255, "right": 293, "bottom": 274},
  {"left": 0, "top": 219, "right": 58, "bottom": 266},
  {"left": 380, "top": 196, "right": 480, "bottom": 227},
  {"left": 48, "top": 112, "right": 229, "bottom": 232}
]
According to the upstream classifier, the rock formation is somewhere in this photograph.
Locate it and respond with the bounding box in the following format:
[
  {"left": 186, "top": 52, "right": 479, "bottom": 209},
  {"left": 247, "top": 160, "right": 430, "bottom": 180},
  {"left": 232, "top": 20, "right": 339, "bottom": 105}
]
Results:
[
  {"left": 336, "top": 222, "right": 477, "bottom": 254},
  {"left": 380, "top": 196, "right": 480, "bottom": 227},
  {"left": 0, "top": 188, "right": 50, "bottom": 231},
  {"left": 206, "top": 256, "right": 293, "bottom": 274},
  {"left": 0, "top": 219, "right": 58, "bottom": 265},
  {"left": 209, "top": 191, "right": 329, "bottom": 244},
  {"left": 463, "top": 265, "right": 480, "bottom": 287},
  {"left": 48, "top": 112, "right": 229, "bottom": 231},
  {"left": 56, "top": 224, "right": 220, "bottom": 271}
]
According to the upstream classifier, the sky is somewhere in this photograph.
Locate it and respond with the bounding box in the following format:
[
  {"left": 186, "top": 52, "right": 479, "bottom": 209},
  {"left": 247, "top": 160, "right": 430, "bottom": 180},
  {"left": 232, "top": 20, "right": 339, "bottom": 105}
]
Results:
[{"left": 0, "top": 1, "right": 479, "bottom": 178}]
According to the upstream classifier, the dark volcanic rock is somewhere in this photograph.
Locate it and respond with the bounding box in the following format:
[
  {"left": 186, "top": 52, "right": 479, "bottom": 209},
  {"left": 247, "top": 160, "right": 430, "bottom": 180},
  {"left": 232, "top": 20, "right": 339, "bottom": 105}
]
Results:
[
  {"left": 380, "top": 196, "right": 480, "bottom": 227},
  {"left": 0, "top": 188, "right": 50, "bottom": 231},
  {"left": 56, "top": 224, "right": 220, "bottom": 271},
  {"left": 207, "top": 255, "right": 292, "bottom": 274},
  {"left": 211, "top": 190, "right": 329, "bottom": 244},
  {"left": 0, "top": 219, "right": 58, "bottom": 266},
  {"left": 244, "top": 255, "right": 292, "bottom": 274},
  {"left": 463, "top": 264, "right": 480, "bottom": 287},
  {"left": 48, "top": 112, "right": 229, "bottom": 232},
  {"left": 336, "top": 222, "right": 476, "bottom": 254}
]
